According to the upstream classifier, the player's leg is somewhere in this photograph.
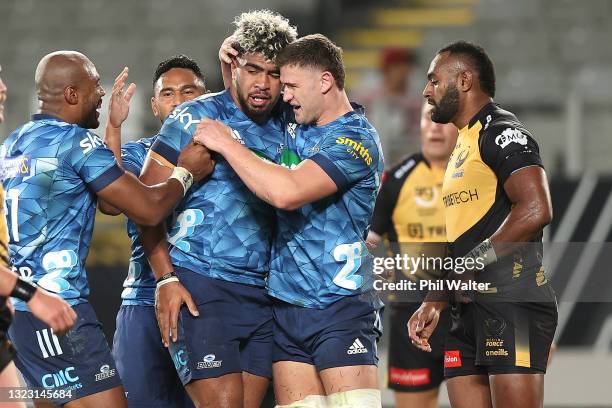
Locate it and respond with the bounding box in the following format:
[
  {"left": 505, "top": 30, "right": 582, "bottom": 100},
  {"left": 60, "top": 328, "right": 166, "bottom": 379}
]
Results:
[
  {"left": 446, "top": 375, "right": 492, "bottom": 408},
  {"left": 388, "top": 304, "right": 449, "bottom": 408},
  {"left": 112, "top": 305, "right": 193, "bottom": 408},
  {"left": 8, "top": 303, "right": 125, "bottom": 407},
  {"left": 0, "top": 362, "right": 27, "bottom": 408},
  {"left": 273, "top": 361, "right": 325, "bottom": 405},
  {"left": 489, "top": 373, "right": 543, "bottom": 408},
  {"left": 242, "top": 372, "right": 269, "bottom": 408},
  {"left": 63, "top": 386, "right": 127, "bottom": 408},
  {"left": 184, "top": 374, "right": 243, "bottom": 408}
]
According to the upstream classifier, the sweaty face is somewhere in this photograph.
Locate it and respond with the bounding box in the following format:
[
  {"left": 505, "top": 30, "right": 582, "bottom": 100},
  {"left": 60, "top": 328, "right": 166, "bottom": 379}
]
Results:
[
  {"left": 0, "top": 66, "right": 7, "bottom": 124},
  {"left": 232, "top": 53, "right": 281, "bottom": 122},
  {"left": 280, "top": 64, "right": 322, "bottom": 125},
  {"left": 80, "top": 61, "right": 105, "bottom": 129},
  {"left": 423, "top": 53, "right": 460, "bottom": 124},
  {"left": 420, "top": 104, "right": 458, "bottom": 163},
  {"left": 152, "top": 68, "right": 206, "bottom": 122}
]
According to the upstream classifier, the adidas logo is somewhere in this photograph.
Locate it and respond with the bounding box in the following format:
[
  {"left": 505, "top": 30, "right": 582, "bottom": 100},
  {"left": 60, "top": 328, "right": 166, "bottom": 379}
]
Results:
[{"left": 347, "top": 338, "right": 368, "bottom": 355}]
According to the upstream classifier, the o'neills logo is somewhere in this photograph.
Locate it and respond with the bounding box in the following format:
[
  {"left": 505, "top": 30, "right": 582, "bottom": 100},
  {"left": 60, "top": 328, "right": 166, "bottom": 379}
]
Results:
[
  {"left": 444, "top": 350, "right": 462, "bottom": 368},
  {"left": 443, "top": 189, "right": 479, "bottom": 207},
  {"left": 336, "top": 136, "right": 373, "bottom": 165}
]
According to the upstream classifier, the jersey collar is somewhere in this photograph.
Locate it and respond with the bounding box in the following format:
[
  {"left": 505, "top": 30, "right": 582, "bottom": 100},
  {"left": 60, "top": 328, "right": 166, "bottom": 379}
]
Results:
[
  {"left": 467, "top": 102, "right": 498, "bottom": 129},
  {"left": 31, "top": 113, "right": 64, "bottom": 122}
]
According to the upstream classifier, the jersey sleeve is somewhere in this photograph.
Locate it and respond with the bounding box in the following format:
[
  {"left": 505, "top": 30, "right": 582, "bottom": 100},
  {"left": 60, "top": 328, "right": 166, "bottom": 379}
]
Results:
[
  {"left": 150, "top": 102, "right": 215, "bottom": 168},
  {"left": 370, "top": 171, "right": 395, "bottom": 235},
  {"left": 67, "top": 130, "right": 124, "bottom": 193},
  {"left": 309, "top": 128, "right": 381, "bottom": 191},
  {"left": 121, "top": 140, "right": 149, "bottom": 176},
  {"left": 480, "top": 125, "right": 543, "bottom": 186}
]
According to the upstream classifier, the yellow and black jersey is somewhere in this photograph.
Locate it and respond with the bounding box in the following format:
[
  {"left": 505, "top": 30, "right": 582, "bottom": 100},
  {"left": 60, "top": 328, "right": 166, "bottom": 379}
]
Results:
[
  {"left": 372, "top": 153, "right": 446, "bottom": 243},
  {"left": 443, "top": 102, "right": 550, "bottom": 296},
  {"left": 371, "top": 154, "right": 447, "bottom": 295},
  {"left": 0, "top": 186, "right": 8, "bottom": 267}
]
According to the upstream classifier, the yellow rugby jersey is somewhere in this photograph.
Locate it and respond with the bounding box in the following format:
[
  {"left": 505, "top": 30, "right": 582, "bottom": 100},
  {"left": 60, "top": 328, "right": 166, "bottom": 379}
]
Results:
[
  {"left": 442, "top": 102, "right": 551, "bottom": 296},
  {"left": 0, "top": 186, "right": 8, "bottom": 267},
  {"left": 371, "top": 154, "right": 448, "bottom": 300}
]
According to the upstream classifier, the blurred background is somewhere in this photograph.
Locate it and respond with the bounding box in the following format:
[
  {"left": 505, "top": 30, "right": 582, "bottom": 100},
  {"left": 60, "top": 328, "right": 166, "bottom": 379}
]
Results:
[{"left": 1, "top": 0, "right": 611, "bottom": 406}]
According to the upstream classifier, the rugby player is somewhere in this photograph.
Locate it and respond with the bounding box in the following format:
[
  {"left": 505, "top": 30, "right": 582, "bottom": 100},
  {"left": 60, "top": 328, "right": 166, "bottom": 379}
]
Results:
[
  {"left": 408, "top": 41, "right": 557, "bottom": 408},
  {"left": 138, "top": 10, "right": 296, "bottom": 408},
  {"left": 0, "top": 65, "right": 77, "bottom": 408},
  {"left": 100, "top": 55, "right": 206, "bottom": 408},
  {"left": 197, "top": 34, "right": 384, "bottom": 407},
  {"left": 368, "top": 102, "right": 457, "bottom": 408},
  {"left": 1, "top": 51, "right": 212, "bottom": 407}
]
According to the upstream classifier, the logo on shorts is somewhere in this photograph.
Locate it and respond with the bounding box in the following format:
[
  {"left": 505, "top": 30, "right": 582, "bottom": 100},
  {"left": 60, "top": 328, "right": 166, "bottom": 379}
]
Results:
[
  {"left": 95, "top": 364, "right": 117, "bottom": 382},
  {"left": 347, "top": 338, "right": 368, "bottom": 355},
  {"left": 197, "top": 354, "right": 222, "bottom": 369},
  {"left": 389, "top": 367, "right": 431, "bottom": 386},
  {"left": 444, "top": 350, "right": 462, "bottom": 368},
  {"left": 41, "top": 367, "right": 80, "bottom": 389}
]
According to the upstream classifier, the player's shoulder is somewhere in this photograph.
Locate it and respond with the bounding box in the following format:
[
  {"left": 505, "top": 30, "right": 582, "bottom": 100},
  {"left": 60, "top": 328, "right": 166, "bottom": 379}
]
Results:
[
  {"left": 474, "top": 104, "right": 534, "bottom": 149},
  {"left": 170, "top": 90, "right": 229, "bottom": 119},
  {"left": 387, "top": 153, "right": 425, "bottom": 181}
]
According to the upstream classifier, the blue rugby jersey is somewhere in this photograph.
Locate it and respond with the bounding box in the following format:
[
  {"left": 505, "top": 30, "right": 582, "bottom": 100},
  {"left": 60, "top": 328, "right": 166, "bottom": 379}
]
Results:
[
  {"left": 149, "top": 90, "right": 284, "bottom": 287},
  {"left": 269, "top": 106, "right": 385, "bottom": 308},
  {"left": 1, "top": 114, "right": 123, "bottom": 310}
]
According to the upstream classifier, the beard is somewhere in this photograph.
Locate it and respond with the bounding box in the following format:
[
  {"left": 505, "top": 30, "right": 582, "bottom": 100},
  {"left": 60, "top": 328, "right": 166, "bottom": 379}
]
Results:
[
  {"left": 431, "top": 84, "right": 459, "bottom": 124},
  {"left": 81, "top": 98, "right": 100, "bottom": 129},
  {"left": 236, "top": 85, "right": 276, "bottom": 123}
]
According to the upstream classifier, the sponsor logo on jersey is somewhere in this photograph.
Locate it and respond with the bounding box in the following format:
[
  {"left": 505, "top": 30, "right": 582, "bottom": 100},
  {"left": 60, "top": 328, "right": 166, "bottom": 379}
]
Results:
[
  {"left": 444, "top": 350, "right": 462, "bottom": 368},
  {"left": 414, "top": 186, "right": 438, "bottom": 208},
  {"left": 495, "top": 128, "right": 527, "bottom": 148},
  {"left": 336, "top": 136, "right": 373, "bottom": 165},
  {"left": 347, "top": 338, "right": 368, "bottom": 355},
  {"left": 1, "top": 155, "right": 31, "bottom": 178},
  {"left": 389, "top": 367, "right": 431, "bottom": 386},
  {"left": 442, "top": 189, "right": 479, "bottom": 207},
  {"left": 454, "top": 149, "right": 469, "bottom": 169},
  {"left": 95, "top": 364, "right": 117, "bottom": 382},
  {"left": 169, "top": 106, "right": 200, "bottom": 130},
  {"left": 79, "top": 132, "right": 104, "bottom": 154},
  {"left": 197, "top": 354, "right": 222, "bottom": 369},
  {"left": 393, "top": 159, "right": 416, "bottom": 179}
]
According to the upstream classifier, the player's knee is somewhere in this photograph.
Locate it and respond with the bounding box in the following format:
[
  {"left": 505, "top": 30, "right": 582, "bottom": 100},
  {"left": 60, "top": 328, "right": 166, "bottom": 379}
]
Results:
[
  {"left": 275, "top": 394, "right": 327, "bottom": 408},
  {"left": 327, "top": 388, "right": 382, "bottom": 408}
]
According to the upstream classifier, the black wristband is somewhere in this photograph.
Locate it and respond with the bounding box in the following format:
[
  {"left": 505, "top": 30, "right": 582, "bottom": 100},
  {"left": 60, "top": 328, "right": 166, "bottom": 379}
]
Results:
[
  {"left": 156, "top": 271, "right": 177, "bottom": 284},
  {"left": 11, "top": 277, "right": 37, "bottom": 302}
]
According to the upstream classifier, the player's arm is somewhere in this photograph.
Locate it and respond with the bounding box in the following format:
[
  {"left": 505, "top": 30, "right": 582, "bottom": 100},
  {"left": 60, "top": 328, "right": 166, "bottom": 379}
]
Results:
[
  {"left": 464, "top": 127, "right": 551, "bottom": 263},
  {"left": 95, "top": 142, "right": 212, "bottom": 226},
  {"left": 366, "top": 171, "right": 393, "bottom": 247},
  {"left": 193, "top": 118, "right": 340, "bottom": 210},
  {"left": 138, "top": 154, "right": 200, "bottom": 347},
  {"left": 0, "top": 265, "right": 77, "bottom": 335},
  {"left": 99, "top": 67, "right": 136, "bottom": 216}
]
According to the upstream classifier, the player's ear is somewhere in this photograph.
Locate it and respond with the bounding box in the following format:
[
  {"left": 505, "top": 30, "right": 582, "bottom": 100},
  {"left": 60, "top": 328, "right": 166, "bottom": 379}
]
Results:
[
  {"left": 151, "top": 96, "right": 160, "bottom": 118},
  {"left": 320, "top": 71, "right": 333, "bottom": 94},
  {"left": 458, "top": 70, "right": 473, "bottom": 92},
  {"left": 64, "top": 86, "right": 78, "bottom": 105}
]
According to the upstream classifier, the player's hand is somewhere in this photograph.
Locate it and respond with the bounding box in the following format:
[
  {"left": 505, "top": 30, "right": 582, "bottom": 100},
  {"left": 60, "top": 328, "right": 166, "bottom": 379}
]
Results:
[
  {"left": 219, "top": 35, "right": 240, "bottom": 64},
  {"left": 407, "top": 302, "right": 442, "bottom": 352},
  {"left": 108, "top": 67, "right": 136, "bottom": 129},
  {"left": 177, "top": 142, "right": 215, "bottom": 183},
  {"left": 192, "top": 118, "right": 235, "bottom": 153},
  {"left": 27, "top": 289, "right": 77, "bottom": 335},
  {"left": 155, "top": 281, "right": 199, "bottom": 347}
]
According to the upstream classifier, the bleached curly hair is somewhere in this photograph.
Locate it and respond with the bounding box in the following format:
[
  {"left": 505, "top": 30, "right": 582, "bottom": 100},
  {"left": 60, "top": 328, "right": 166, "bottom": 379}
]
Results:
[{"left": 232, "top": 9, "right": 298, "bottom": 62}]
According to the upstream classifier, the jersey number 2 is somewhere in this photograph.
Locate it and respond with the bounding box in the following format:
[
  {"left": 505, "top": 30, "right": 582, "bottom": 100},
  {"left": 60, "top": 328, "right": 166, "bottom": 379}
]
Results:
[
  {"left": 6, "top": 189, "right": 20, "bottom": 242},
  {"left": 333, "top": 242, "right": 364, "bottom": 290}
]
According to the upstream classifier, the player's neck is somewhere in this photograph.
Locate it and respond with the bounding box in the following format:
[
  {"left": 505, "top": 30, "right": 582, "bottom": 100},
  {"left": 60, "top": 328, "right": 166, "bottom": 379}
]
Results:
[
  {"left": 316, "top": 90, "right": 352, "bottom": 127},
  {"left": 36, "top": 105, "right": 73, "bottom": 124},
  {"left": 453, "top": 95, "right": 493, "bottom": 130}
]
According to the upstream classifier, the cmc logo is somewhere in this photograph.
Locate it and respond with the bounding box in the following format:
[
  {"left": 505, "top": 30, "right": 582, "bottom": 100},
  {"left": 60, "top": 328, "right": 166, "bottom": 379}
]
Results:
[
  {"left": 41, "top": 367, "right": 79, "bottom": 388},
  {"left": 173, "top": 350, "right": 187, "bottom": 370}
]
